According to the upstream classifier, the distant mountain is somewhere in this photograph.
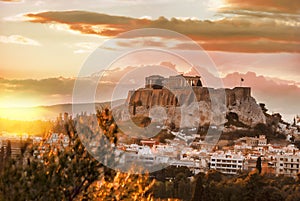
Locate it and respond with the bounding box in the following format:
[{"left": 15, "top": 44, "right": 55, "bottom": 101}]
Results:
[{"left": 0, "top": 99, "right": 125, "bottom": 121}]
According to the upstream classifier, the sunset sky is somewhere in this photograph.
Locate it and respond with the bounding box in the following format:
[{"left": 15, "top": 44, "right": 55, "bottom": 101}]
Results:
[{"left": 0, "top": 0, "right": 299, "bottom": 121}]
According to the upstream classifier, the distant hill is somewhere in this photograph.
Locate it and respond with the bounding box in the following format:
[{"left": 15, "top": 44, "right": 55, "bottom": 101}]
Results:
[{"left": 0, "top": 99, "right": 125, "bottom": 121}]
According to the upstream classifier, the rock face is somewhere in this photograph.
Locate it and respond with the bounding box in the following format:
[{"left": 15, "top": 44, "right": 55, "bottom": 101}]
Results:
[{"left": 116, "top": 86, "right": 265, "bottom": 128}]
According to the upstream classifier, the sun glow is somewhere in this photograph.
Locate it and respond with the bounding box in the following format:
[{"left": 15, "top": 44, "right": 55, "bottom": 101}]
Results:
[
  {"left": 208, "top": 0, "right": 225, "bottom": 10},
  {"left": 0, "top": 107, "right": 43, "bottom": 121}
]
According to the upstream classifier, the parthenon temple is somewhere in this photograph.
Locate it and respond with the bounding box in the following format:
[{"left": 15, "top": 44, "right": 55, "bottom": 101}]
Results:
[{"left": 145, "top": 74, "right": 202, "bottom": 89}]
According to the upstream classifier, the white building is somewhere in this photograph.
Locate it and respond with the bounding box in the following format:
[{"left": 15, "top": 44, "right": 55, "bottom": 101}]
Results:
[
  {"left": 275, "top": 154, "right": 300, "bottom": 178},
  {"left": 258, "top": 135, "right": 267, "bottom": 146},
  {"left": 244, "top": 135, "right": 267, "bottom": 147},
  {"left": 123, "top": 145, "right": 168, "bottom": 167},
  {"left": 268, "top": 145, "right": 284, "bottom": 154},
  {"left": 210, "top": 152, "right": 244, "bottom": 174}
]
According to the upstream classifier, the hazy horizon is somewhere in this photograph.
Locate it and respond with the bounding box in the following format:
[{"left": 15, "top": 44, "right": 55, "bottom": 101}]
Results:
[{"left": 0, "top": 0, "right": 299, "bottom": 122}]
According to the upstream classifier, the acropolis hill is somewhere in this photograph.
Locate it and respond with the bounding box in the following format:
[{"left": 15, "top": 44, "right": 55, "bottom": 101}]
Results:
[{"left": 119, "top": 75, "right": 266, "bottom": 128}]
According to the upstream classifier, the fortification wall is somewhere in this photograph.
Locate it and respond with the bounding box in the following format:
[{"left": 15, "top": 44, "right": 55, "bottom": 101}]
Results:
[
  {"left": 127, "top": 87, "right": 251, "bottom": 108},
  {"left": 121, "top": 86, "right": 264, "bottom": 127}
]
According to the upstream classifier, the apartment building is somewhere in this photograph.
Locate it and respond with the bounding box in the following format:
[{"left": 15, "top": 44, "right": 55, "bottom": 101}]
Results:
[
  {"left": 275, "top": 154, "right": 300, "bottom": 178},
  {"left": 210, "top": 152, "right": 244, "bottom": 174}
]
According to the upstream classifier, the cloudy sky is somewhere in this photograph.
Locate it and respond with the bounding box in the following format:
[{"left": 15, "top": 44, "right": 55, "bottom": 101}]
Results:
[{"left": 0, "top": 0, "right": 299, "bottom": 121}]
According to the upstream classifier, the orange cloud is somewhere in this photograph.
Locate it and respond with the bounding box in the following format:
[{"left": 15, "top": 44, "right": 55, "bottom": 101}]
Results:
[
  {"left": 25, "top": 11, "right": 300, "bottom": 53},
  {"left": 224, "top": 0, "right": 300, "bottom": 14}
]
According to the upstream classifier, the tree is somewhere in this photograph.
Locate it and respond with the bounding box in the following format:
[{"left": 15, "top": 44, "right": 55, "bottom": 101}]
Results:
[
  {"left": 256, "top": 156, "right": 262, "bottom": 174},
  {"left": 0, "top": 129, "right": 106, "bottom": 200},
  {"left": 90, "top": 171, "right": 154, "bottom": 201},
  {"left": 191, "top": 173, "right": 205, "bottom": 201},
  {"left": 0, "top": 109, "right": 155, "bottom": 200},
  {"left": 96, "top": 107, "right": 118, "bottom": 144},
  {"left": 256, "top": 186, "right": 284, "bottom": 201},
  {"left": 259, "top": 103, "right": 268, "bottom": 114},
  {"left": 5, "top": 140, "right": 11, "bottom": 160},
  {"left": 0, "top": 146, "right": 4, "bottom": 169}
]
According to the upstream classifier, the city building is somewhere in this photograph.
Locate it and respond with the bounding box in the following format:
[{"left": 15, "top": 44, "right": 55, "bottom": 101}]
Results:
[
  {"left": 210, "top": 152, "right": 245, "bottom": 174},
  {"left": 275, "top": 154, "right": 300, "bottom": 178},
  {"left": 238, "top": 135, "right": 267, "bottom": 147}
]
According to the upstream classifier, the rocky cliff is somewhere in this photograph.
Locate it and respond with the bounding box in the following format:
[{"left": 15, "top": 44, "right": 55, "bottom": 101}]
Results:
[{"left": 114, "top": 86, "right": 265, "bottom": 128}]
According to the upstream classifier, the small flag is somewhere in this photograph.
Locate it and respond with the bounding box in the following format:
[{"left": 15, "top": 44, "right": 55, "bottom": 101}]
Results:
[{"left": 240, "top": 78, "right": 244, "bottom": 87}]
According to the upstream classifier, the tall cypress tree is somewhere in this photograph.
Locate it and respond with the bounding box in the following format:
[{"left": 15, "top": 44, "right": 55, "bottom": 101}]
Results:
[
  {"left": 256, "top": 156, "right": 262, "bottom": 174},
  {"left": 5, "top": 140, "right": 11, "bottom": 160}
]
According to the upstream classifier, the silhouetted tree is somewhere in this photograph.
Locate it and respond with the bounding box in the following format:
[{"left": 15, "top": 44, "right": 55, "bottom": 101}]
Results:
[
  {"left": 0, "top": 147, "right": 4, "bottom": 170},
  {"left": 256, "top": 156, "right": 262, "bottom": 174},
  {"left": 5, "top": 140, "right": 11, "bottom": 160},
  {"left": 192, "top": 173, "right": 205, "bottom": 201},
  {"left": 259, "top": 103, "right": 268, "bottom": 114}
]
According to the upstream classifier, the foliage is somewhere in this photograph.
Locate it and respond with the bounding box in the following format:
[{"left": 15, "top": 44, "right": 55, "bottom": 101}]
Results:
[
  {"left": 85, "top": 171, "right": 154, "bottom": 201},
  {"left": 256, "top": 156, "right": 262, "bottom": 174},
  {"left": 0, "top": 109, "right": 155, "bottom": 201},
  {"left": 151, "top": 166, "right": 194, "bottom": 201},
  {"left": 0, "top": 134, "right": 104, "bottom": 200},
  {"left": 190, "top": 171, "right": 300, "bottom": 201}
]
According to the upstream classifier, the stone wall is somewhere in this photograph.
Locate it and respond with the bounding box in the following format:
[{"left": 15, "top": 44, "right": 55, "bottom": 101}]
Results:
[
  {"left": 122, "top": 86, "right": 265, "bottom": 128},
  {"left": 127, "top": 87, "right": 251, "bottom": 108}
]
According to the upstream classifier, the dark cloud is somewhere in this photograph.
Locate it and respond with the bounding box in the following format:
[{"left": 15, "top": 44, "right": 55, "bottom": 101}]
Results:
[{"left": 25, "top": 10, "right": 300, "bottom": 53}]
